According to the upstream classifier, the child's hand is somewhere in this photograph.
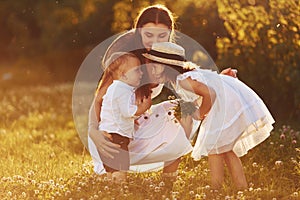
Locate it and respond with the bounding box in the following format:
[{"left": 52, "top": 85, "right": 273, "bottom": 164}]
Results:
[
  {"left": 135, "top": 96, "right": 152, "bottom": 116},
  {"left": 141, "top": 95, "right": 152, "bottom": 109}
]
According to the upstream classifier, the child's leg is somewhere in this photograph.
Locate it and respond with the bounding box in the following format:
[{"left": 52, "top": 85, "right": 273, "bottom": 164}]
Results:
[
  {"left": 106, "top": 172, "right": 112, "bottom": 180},
  {"left": 112, "top": 171, "right": 127, "bottom": 183},
  {"left": 223, "top": 151, "right": 248, "bottom": 189},
  {"left": 101, "top": 133, "right": 130, "bottom": 183},
  {"left": 208, "top": 154, "right": 225, "bottom": 189}
]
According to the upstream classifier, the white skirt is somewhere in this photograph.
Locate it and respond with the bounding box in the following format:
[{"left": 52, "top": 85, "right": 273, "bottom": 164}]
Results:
[
  {"left": 88, "top": 101, "right": 193, "bottom": 174},
  {"left": 176, "top": 69, "right": 275, "bottom": 160}
]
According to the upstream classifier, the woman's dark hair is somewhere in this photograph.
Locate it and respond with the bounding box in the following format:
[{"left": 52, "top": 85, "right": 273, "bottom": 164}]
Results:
[
  {"left": 97, "top": 5, "right": 177, "bottom": 101},
  {"left": 134, "top": 4, "right": 175, "bottom": 43},
  {"left": 133, "top": 5, "right": 176, "bottom": 98}
]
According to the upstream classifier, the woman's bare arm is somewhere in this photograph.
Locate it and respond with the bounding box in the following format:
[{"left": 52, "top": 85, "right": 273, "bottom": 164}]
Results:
[{"left": 88, "top": 96, "right": 120, "bottom": 158}]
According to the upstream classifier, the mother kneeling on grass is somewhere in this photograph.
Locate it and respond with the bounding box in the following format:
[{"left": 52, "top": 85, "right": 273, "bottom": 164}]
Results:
[{"left": 87, "top": 4, "right": 237, "bottom": 185}]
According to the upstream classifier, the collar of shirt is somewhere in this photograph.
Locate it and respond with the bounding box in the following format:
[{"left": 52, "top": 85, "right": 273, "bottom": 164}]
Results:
[{"left": 113, "top": 80, "right": 136, "bottom": 91}]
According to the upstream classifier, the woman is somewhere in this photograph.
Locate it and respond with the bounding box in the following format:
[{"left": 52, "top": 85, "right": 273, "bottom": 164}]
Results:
[{"left": 88, "top": 4, "right": 237, "bottom": 178}]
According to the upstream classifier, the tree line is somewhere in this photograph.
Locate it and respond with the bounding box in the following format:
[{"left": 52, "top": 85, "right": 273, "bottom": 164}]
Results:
[{"left": 0, "top": 0, "right": 299, "bottom": 121}]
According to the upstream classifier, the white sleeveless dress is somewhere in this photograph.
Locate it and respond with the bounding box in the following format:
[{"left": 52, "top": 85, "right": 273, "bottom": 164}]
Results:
[{"left": 175, "top": 68, "right": 275, "bottom": 160}]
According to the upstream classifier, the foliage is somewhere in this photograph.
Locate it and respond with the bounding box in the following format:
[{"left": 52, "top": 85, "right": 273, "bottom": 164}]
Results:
[
  {"left": 216, "top": 0, "right": 300, "bottom": 120},
  {"left": 0, "top": 84, "right": 299, "bottom": 199}
]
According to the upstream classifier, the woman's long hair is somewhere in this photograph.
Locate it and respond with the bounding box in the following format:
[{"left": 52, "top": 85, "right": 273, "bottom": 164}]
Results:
[
  {"left": 134, "top": 4, "right": 176, "bottom": 43},
  {"left": 96, "top": 4, "right": 176, "bottom": 105},
  {"left": 133, "top": 4, "right": 176, "bottom": 99}
]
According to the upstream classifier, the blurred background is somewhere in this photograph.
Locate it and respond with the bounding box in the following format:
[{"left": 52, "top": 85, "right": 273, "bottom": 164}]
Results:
[{"left": 0, "top": 0, "right": 299, "bottom": 123}]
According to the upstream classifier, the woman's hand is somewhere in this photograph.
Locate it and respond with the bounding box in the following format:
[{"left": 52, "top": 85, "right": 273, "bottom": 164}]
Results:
[
  {"left": 221, "top": 68, "right": 238, "bottom": 78},
  {"left": 89, "top": 128, "right": 120, "bottom": 159}
]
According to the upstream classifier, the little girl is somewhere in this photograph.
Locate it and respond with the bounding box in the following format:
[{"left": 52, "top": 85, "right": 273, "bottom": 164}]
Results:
[
  {"left": 94, "top": 52, "right": 151, "bottom": 182},
  {"left": 143, "top": 42, "right": 275, "bottom": 189}
]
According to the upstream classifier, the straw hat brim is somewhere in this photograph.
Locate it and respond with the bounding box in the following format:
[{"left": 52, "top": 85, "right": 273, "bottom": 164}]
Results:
[{"left": 143, "top": 53, "right": 185, "bottom": 67}]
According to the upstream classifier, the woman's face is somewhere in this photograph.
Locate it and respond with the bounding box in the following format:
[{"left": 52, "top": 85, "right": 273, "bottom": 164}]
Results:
[{"left": 140, "top": 23, "right": 171, "bottom": 50}]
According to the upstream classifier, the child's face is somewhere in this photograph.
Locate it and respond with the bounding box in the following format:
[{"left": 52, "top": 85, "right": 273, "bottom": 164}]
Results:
[
  {"left": 148, "top": 62, "right": 166, "bottom": 84},
  {"left": 123, "top": 57, "right": 143, "bottom": 87}
]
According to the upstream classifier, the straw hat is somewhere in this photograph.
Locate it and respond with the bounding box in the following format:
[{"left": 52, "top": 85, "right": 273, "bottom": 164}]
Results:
[{"left": 143, "top": 42, "right": 186, "bottom": 67}]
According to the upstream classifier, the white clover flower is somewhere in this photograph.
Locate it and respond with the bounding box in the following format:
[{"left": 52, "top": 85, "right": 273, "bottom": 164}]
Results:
[
  {"left": 291, "top": 192, "right": 299, "bottom": 198},
  {"left": 154, "top": 186, "right": 160, "bottom": 192},
  {"left": 21, "top": 192, "right": 27, "bottom": 198},
  {"left": 252, "top": 162, "right": 258, "bottom": 167},
  {"left": 65, "top": 190, "right": 71, "bottom": 196},
  {"left": 275, "top": 160, "right": 283, "bottom": 166},
  {"left": 237, "top": 191, "right": 243, "bottom": 195},
  {"left": 255, "top": 187, "right": 262, "bottom": 192},
  {"left": 7, "top": 191, "right": 12, "bottom": 196},
  {"left": 159, "top": 181, "right": 165, "bottom": 187}
]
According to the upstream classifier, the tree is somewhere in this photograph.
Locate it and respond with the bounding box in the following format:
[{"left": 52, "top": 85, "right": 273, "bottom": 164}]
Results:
[{"left": 216, "top": 0, "right": 300, "bottom": 120}]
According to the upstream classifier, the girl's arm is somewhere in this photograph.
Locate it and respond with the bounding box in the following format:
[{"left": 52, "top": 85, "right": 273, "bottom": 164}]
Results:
[
  {"left": 178, "top": 77, "right": 216, "bottom": 119},
  {"left": 220, "top": 68, "right": 237, "bottom": 78}
]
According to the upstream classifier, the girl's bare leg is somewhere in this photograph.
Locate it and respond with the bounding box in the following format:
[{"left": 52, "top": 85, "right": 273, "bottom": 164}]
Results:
[
  {"left": 208, "top": 154, "right": 225, "bottom": 189},
  {"left": 223, "top": 151, "right": 248, "bottom": 189}
]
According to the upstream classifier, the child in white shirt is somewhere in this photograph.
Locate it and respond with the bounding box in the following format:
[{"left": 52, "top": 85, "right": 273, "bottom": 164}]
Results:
[{"left": 96, "top": 52, "right": 151, "bottom": 182}]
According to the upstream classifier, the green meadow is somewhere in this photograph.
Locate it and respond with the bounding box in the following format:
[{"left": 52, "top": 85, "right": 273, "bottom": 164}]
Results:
[
  {"left": 0, "top": 82, "right": 299, "bottom": 200},
  {"left": 1, "top": 0, "right": 299, "bottom": 199}
]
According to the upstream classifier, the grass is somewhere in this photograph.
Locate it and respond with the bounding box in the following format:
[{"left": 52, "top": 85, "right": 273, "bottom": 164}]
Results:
[{"left": 0, "top": 82, "right": 299, "bottom": 199}]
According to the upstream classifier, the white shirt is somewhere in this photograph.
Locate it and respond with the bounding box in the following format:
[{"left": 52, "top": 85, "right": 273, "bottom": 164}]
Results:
[{"left": 99, "top": 80, "right": 138, "bottom": 138}]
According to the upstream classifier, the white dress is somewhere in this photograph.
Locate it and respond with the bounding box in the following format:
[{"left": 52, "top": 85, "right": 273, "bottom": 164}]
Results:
[
  {"left": 88, "top": 100, "right": 193, "bottom": 174},
  {"left": 175, "top": 68, "right": 275, "bottom": 160}
]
